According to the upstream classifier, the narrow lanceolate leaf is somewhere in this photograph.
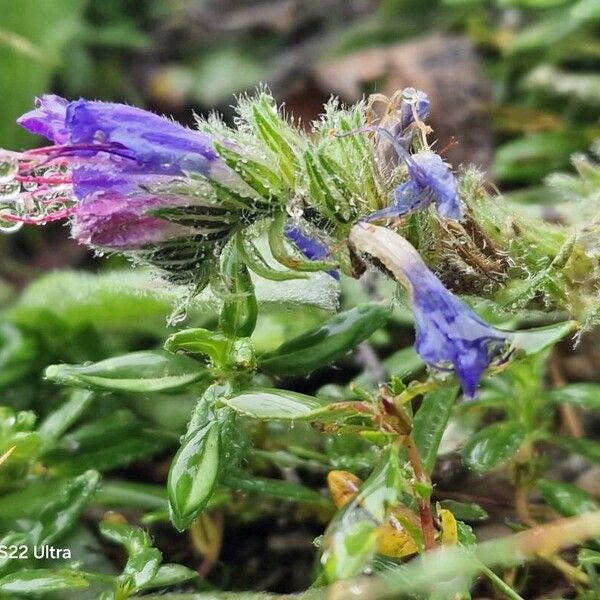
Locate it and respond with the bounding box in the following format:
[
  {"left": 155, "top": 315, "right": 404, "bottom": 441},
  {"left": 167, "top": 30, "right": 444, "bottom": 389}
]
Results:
[
  {"left": 222, "top": 389, "right": 358, "bottom": 423},
  {"left": 511, "top": 321, "right": 576, "bottom": 355},
  {"left": 538, "top": 479, "right": 600, "bottom": 549},
  {"left": 323, "top": 520, "right": 379, "bottom": 583},
  {"left": 122, "top": 547, "right": 162, "bottom": 592},
  {"left": 413, "top": 386, "right": 459, "bottom": 475},
  {"left": 259, "top": 303, "right": 392, "bottom": 376},
  {"left": 46, "top": 410, "right": 170, "bottom": 475},
  {"left": 168, "top": 414, "right": 222, "bottom": 531},
  {"left": 236, "top": 233, "right": 308, "bottom": 281},
  {"left": 551, "top": 436, "right": 600, "bottom": 465},
  {"left": 44, "top": 350, "right": 205, "bottom": 392},
  {"left": 439, "top": 500, "right": 488, "bottom": 522},
  {"left": 223, "top": 473, "right": 331, "bottom": 507},
  {"left": 38, "top": 389, "right": 94, "bottom": 443},
  {"left": 546, "top": 383, "right": 600, "bottom": 410},
  {"left": 538, "top": 479, "right": 599, "bottom": 517},
  {"left": 462, "top": 422, "right": 527, "bottom": 472},
  {"left": 139, "top": 564, "right": 198, "bottom": 591},
  {"left": 0, "top": 322, "right": 37, "bottom": 388},
  {"left": 33, "top": 470, "right": 100, "bottom": 546},
  {"left": 0, "top": 570, "right": 89, "bottom": 595},
  {"left": 251, "top": 96, "right": 299, "bottom": 185}
]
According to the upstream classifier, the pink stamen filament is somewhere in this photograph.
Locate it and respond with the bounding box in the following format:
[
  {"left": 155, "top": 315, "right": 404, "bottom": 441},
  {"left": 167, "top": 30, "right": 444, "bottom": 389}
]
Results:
[
  {"left": 0, "top": 206, "right": 75, "bottom": 224},
  {"left": 38, "top": 197, "right": 74, "bottom": 206},
  {"left": 16, "top": 175, "right": 73, "bottom": 185}
]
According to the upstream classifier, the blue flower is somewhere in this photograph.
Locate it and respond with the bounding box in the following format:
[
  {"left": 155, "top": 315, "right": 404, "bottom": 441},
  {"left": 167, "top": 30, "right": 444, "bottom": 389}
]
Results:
[
  {"left": 347, "top": 87, "right": 462, "bottom": 223},
  {"left": 284, "top": 224, "right": 339, "bottom": 279},
  {"left": 350, "top": 223, "right": 511, "bottom": 397},
  {"left": 367, "top": 150, "right": 462, "bottom": 222}
]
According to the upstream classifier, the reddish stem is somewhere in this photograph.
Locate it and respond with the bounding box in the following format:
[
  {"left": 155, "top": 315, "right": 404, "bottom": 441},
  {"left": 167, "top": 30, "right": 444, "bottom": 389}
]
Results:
[{"left": 405, "top": 436, "right": 437, "bottom": 551}]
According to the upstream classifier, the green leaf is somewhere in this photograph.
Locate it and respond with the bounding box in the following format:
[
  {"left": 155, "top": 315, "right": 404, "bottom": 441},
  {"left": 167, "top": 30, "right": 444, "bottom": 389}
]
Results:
[
  {"left": 546, "top": 384, "right": 600, "bottom": 410},
  {"left": 539, "top": 479, "right": 599, "bottom": 517},
  {"left": 0, "top": 479, "right": 66, "bottom": 522},
  {"left": 463, "top": 422, "right": 527, "bottom": 472},
  {"left": 222, "top": 388, "right": 357, "bottom": 423},
  {"left": 358, "top": 448, "right": 407, "bottom": 523},
  {"left": 95, "top": 481, "right": 167, "bottom": 511},
  {"left": 165, "top": 328, "right": 230, "bottom": 365},
  {"left": 456, "top": 521, "right": 477, "bottom": 546},
  {"left": 168, "top": 420, "right": 221, "bottom": 531},
  {"left": 139, "top": 563, "right": 198, "bottom": 591},
  {"left": 33, "top": 470, "right": 100, "bottom": 546},
  {"left": 222, "top": 473, "right": 331, "bottom": 507},
  {"left": 511, "top": 321, "right": 576, "bottom": 355},
  {"left": 493, "top": 132, "right": 587, "bottom": 183},
  {"left": 7, "top": 269, "right": 339, "bottom": 334},
  {"left": 323, "top": 520, "right": 379, "bottom": 583},
  {"left": 38, "top": 389, "right": 94, "bottom": 443},
  {"left": 236, "top": 234, "right": 308, "bottom": 282},
  {"left": 45, "top": 350, "right": 205, "bottom": 392},
  {"left": 6, "top": 270, "right": 194, "bottom": 335},
  {"left": 214, "top": 141, "right": 283, "bottom": 201},
  {"left": 413, "top": 386, "right": 459, "bottom": 475},
  {"left": 46, "top": 411, "right": 171, "bottom": 475},
  {"left": 251, "top": 95, "right": 299, "bottom": 185},
  {"left": 122, "top": 547, "right": 162, "bottom": 592},
  {"left": 99, "top": 520, "right": 150, "bottom": 551},
  {"left": 259, "top": 303, "right": 391, "bottom": 376},
  {"left": 0, "top": 569, "right": 88, "bottom": 595},
  {"left": 538, "top": 479, "right": 600, "bottom": 550},
  {"left": 552, "top": 436, "right": 600, "bottom": 464},
  {"left": 0, "top": 323, "right": 37, "bottom": 389},
  {"left": 439, "top": 500, "right": 488, "bottom": 522},
  {"left": 100, "top": 521, "right": 162, "bottom": 594}
]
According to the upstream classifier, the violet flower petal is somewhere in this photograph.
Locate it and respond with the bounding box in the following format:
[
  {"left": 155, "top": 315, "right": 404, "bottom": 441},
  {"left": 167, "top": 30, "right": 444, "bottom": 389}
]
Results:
[
  {"left": 72, "top": 193, "right": 187, "bottom": 249},
  {"left": 349, "top": 223, "right": 511, "bottom": 397},
  {"left": 65, "top": 99, "right": 218, "bottom": 176},
  {"left": 17, "top": 95, "right": 69, "bottom": 144}
]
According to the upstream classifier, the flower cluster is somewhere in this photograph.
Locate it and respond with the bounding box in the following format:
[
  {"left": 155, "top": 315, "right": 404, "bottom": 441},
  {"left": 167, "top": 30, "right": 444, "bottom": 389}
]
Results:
[
  {"left": 362, "top": 88, "right": 462, "bottom": 222},
  {"left": 0, "top": 90, "right": 509, "bottom": 395}
]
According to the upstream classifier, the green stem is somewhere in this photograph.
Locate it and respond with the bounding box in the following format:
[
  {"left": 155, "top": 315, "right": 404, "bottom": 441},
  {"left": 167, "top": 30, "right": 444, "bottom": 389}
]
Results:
[{"left": 481, "top": 566, "right": 525, "bottom": 600}]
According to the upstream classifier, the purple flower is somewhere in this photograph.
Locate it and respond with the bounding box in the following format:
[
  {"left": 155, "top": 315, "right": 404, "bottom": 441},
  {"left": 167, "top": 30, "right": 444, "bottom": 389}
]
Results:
[
  {"left": 284, "top": 223, "right": 339, "bottom": 279},
  {"left": 0, "top": 95, "right": 224, "bottom": 253},
  {"left": 367, "top": 150, "right": 462, "bottom": 222},
  {"left": 350, "top": 223, "right": 511, "bottom": 397}
]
